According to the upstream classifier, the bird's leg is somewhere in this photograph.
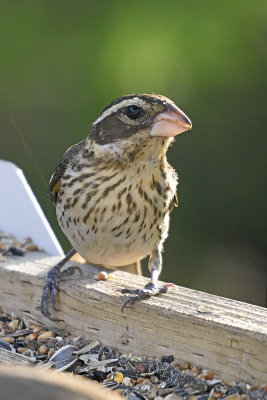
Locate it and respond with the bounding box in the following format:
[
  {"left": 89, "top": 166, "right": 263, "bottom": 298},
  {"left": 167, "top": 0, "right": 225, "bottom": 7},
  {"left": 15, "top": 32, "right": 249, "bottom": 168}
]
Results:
[
  {"left": 119, "top": 247, "right": 174, "bottom": 312},
  {"left": 41, "top": 248, "right": 79, "bottom": 320}
]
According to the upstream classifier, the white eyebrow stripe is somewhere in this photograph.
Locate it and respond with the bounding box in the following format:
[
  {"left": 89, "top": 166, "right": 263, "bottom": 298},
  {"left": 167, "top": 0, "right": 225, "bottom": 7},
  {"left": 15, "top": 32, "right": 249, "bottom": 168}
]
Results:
[{"left": 94, "top": 98, "right": 146, "bottom": 124}]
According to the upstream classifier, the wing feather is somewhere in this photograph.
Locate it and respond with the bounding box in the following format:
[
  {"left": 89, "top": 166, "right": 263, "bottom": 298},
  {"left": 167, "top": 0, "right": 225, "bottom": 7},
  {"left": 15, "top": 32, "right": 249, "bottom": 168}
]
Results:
[{"left": 48, "top": 140, "right": 85, "bottom": 205}]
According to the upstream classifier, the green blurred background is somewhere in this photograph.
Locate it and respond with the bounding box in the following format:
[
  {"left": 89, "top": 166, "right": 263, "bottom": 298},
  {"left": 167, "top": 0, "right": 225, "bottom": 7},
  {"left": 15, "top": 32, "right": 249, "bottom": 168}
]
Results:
[{"left": 0, "top": 0, "right": 266, "bottom": 306}]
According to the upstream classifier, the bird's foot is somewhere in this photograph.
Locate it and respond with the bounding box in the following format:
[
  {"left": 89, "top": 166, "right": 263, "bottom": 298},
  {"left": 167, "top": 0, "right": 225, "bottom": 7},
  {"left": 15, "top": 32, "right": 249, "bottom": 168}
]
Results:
[
  {"left": 41, "top": 265, "right": 82, "bottom": 321},
  {"left": 117, "top": 282, "right": 175, "bottom": 312}
]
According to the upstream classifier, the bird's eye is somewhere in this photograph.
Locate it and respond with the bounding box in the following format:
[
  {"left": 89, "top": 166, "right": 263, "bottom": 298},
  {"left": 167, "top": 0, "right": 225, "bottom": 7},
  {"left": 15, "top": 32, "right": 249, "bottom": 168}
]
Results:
[{"left": 124, "top": 105, "right": 142, "bottom": 120}]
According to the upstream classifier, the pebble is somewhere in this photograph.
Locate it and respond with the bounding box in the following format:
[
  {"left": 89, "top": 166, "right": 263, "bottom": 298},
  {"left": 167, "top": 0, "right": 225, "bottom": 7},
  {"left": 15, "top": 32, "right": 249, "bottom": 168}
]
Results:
[
  {"left": 0, "top": 233, "right": 42, "bottom": 259},
  {"left": 1, "top": 336, "right": 14, "bottom": 343},
  {"left": 38, "top": 344, "right": 47, "bottom": 354},
  {"left": 29, "top": 325, "right": 41, "bottom": 330},
  {"left": 202, "top": 370, "right": 214, "bottom": 380},
  {"left": 24, "top": 349, "right": 34, "bottom": 358},
  {"left": 38, "top": 331, "right": 55, "bottom": 341},
  {"left": 210, "top": 388, "right": 222, "bottom": 399},
  {"left": 9, "top": 319, "right": 18, "bottom": 331},
  {"left": 159, "top": 381, "right": 167, "bottom": 389},
  {"left": 25, "top": 243, "right": 39, "bottom": 251},
  {"left": 27, "top": 333, "right": 37, "bottom": 341},
  {"left": 17, "top": 347, "right": 27, "bottom": 353},
  {"left": 122, "top": 377, "right": 132, "bottom": 386},
  {"left": 47, "top": 348, "right": 55, "bottom": 357},
  {"left": 96, "top": 271, "right": 109, "bottom": 281},
  {"left": 114, "top": 371, "right": 124, "bottom": 383},
  {"left": 179, "top": 361, "right": 191, "bottom": 370},
  {"left": 191, "top": 366, "right": 200, "bottom": 375},
  {"left": 137, "top": 364, "right": 146, "bottom": 373},
  {"left": 140, "top": 384, "right": 150, "bottom": 392}
]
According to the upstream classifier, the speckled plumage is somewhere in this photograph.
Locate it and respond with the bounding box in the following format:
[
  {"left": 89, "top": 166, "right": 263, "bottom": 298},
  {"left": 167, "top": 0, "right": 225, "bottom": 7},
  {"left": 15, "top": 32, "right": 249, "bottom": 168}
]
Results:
[
  {"left": 54, "top": 137, "right": 177, "bottom": 267},
  {"left": 42, "top": 94, "right": 191, "bottom": 318}
]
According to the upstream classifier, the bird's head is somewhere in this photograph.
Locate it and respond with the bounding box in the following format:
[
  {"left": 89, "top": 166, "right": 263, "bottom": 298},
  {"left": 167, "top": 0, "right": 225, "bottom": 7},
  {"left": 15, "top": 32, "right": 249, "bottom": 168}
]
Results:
[{"left": 88, "top": 94, "right": 192, "bottom": 163}]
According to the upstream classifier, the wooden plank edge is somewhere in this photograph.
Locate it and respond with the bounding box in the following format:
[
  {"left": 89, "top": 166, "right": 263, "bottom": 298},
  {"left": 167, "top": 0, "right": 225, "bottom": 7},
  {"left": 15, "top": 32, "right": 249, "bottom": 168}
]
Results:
[{"left": 0, "top": 253, "right": 266, "bottom": 385}]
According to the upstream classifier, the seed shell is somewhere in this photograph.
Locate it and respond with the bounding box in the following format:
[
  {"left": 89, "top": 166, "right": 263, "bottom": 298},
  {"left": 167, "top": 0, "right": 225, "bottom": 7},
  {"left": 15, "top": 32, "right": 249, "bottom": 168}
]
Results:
[{"left": 49, "top": 344, "right": 77, "bottom": 371}]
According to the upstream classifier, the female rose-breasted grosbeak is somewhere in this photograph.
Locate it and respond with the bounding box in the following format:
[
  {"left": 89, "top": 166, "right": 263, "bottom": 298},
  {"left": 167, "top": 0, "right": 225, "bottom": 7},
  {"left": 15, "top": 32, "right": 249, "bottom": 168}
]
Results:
[{"left": 41, "top": 94, "right": 192, "bottom": 319}]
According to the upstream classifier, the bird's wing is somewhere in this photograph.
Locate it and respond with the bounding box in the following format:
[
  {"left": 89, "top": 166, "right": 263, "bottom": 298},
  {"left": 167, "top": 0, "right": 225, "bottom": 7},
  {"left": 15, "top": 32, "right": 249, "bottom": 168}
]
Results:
[
  {"left": 48, "top": 140, "right": 85, "bottom": 205},
  {"left": 169, "top": 191, "right": 178, "bottom": 213}
]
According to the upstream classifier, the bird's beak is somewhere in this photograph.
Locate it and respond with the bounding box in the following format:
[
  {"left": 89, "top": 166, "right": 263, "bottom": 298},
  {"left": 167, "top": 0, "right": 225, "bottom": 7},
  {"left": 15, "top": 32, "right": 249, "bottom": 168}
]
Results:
[{"left": 150, "top": 103, "right": 192, "bottom": 138}]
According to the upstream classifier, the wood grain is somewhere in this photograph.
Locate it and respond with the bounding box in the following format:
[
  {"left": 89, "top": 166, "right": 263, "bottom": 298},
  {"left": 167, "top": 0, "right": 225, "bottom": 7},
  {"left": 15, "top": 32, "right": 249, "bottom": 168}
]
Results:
[{"left": 0, "top": 252, "right": 266, "bottom": 384}]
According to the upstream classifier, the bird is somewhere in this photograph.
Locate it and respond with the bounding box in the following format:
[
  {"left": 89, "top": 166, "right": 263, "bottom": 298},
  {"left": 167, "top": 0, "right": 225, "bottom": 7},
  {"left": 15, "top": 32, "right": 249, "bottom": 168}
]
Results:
[{"left": 41, "top": 93, "right": 192, "bottom": 319}]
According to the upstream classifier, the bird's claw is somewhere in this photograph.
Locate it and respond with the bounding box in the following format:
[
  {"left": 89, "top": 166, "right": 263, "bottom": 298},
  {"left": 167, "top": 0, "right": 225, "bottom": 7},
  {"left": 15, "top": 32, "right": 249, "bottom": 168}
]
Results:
[
  {"left": 118, "top": 282, "right": 172, "bottom": 312},
  {"left": 41, "top": 264, "right": 82, "bottom": 320},
  {"left": 41, "top": 265, "right": 61, "bottom": 320}
]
